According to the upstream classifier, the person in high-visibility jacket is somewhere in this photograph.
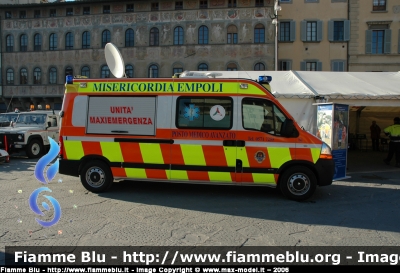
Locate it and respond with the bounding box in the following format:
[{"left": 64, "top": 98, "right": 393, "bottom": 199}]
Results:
[{"left": 383, "top": 117, "right": 400, "bottom": 168}]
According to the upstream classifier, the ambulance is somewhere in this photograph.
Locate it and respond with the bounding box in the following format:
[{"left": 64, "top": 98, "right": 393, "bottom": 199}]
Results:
[{"left": 58, "top": 43, "right": 334, "bottom": 201}]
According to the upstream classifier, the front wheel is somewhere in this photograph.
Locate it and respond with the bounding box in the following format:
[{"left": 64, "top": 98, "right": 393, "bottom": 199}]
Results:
[
  {"left": 80, "top": 160, "right": 113, "bottom": 192},
  {"left": 26, "top": 139, "right": 43, "bottom": 158},
  {"left": 279, "top": 166, "right": 317, "bottom": 201}
]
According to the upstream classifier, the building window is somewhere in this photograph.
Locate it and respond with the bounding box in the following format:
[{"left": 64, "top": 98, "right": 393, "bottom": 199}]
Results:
[
  {"left": 82, "top": 31, "right": 90, "bottom": 49},
  {"left": 20, "top": 34, "right": 27, "bottom": 52},
  {"left": 19, "top": 11, "right": 26, "bottom": 19},
  {"left": 301, "top": 61, "right": 322, "bottom": 71},
  {"left": 125, "top": 29, "right": 134, "bottom": 47},
  {"left": 126, "top": 4, "right": 134, "bottom": 12},
  {"left": 366, "top": 27, "right": 391, "bottom": 54},
  {"left": 49, "top": 33, "right": 57, "bottom": 51},
  {"left": 306, "top": 22, "right": 317, "bottom": 41},
  {"left": 34, "top": 10, "right": 41, "bottom": 18},
  {"left": 333, "top": 21, "right": 344, "bottom": 41},
  {"left": 307, "top": 62, "right": 317, "bottom": 71},
  {"left": 66, "top": 8, "right": 73, "bottom": 16},
  {"left": 33, "top": 68, "right": 41, "bottom": 84},
  {"left": 331, "top": 60, "right": 345, "bottom": 71},
  {"left": 102, "top": 30, "right": 111, "bottom": 48},
  {"left": 150, "top": 28, "right": 159, "bottom": 46},
  {"left": 65, "top": 67, "right": 73, "bottom": 78},
  {"left": 65, "top": 32, "right": 74, "bottom": 50},
  {"left": 227, "top": 63, "right": 237, "bottom": 71},
  {"left": 20, "top": 68, "right": 28, "bottom": 84},
  {"left": 149, "top": 64, "right": 159, "bottom": 78},
  {"left": 372, "top": 30, "right": 385, "bottom": 54},
  {"left": 199, "top": 26, "right": 209, "bottom": 44},
  {"left": 228, "top": 0, "right": 237, "bottom": 8},
  {"left": 328, "top": 20, "right": 350, "bottom": 42},
  {"left": 174, "top": 26, "right": 184, "bottom": 45},
  {"left": 50, "top": 9, "right": 56, "bottom": 17},
  {"left": 254, "top": 63, "right": 265, "bottom": 70},
  {"left": 254, "top": 24, "right": 265, "bottom": 43},
  {"left": 255, "top": 0, "right": 264, "bottom": 7},
  {"left": 175, "top": 1, "right": 183, "bottom": 10},
  {"left": 81, "top": 66, "right": 90, "bottom": 78},
  {"left": 103, "top": 5, "right": 110, "bottom": 14},
  {"left": 227, "top": 25, "right": 238, "bottom": 44},
  {"left": 125, "top": 65, "right": 134, "bottom": 78},
  {"left": 83, "top": 7, "right": 90, "bottom": 15},
  {"left": 200, "top": 1, "right": 208, "bottom": 9},
  {"left": 151, "top": 2, "right": 159, "bottom": 11},
  {"left": 198, "top": 63, "right": 208, "bottom": 71},
  {"left": 34, "top": 34, "right": 42, "bottom": 51},
  {"left": 373, "top": 0, "right": 386, "bottom": 11},
  {"left": 6, "top": 35, "right": 13, "bottom": 52},
  {"left": 173, "top": 67, "right": 183, "bottom": 75},
  {"left": 279, "top": 60, "right": 292, "bottom": 71},
  {"left": 49, "top": 67, "right": 57, "bottom": 84},
  {"left": 301, "top": 20, "right": 323, "bottom": 42},
  {"left": 5, "top": 11, "right": 11, "bottom": 19},
  {"left": 6, "top": 69, "right": 14, "bottom": 85},
  {"left": 280, "top": 22, "right": 290, "bottom": 41},
  {"left": 101, "top": 66, "right": 110, "bottom": 78}
]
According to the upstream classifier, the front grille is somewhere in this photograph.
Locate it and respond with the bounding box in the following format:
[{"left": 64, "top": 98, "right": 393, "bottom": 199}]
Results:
[{"left": 0, "top": 133, "right": 22, "bottom": 149}]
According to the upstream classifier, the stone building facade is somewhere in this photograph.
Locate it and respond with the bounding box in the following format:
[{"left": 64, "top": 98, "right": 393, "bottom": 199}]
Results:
[{"left": 0, "top": 0, "right": 276, "bottom": 111}]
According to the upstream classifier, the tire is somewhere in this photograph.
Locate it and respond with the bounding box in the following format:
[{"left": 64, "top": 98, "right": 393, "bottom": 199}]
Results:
[
  {"left": 279, "top": 166, "right": 317, "bottom": 201},
  {"left": 26, "top": 139, "right": 43, "bottom": 159},
  {"left": 80, "top": 160, "right": 113, "bottom": 193}
]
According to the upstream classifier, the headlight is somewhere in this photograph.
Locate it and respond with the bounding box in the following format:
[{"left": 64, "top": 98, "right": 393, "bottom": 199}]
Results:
[
  {"left": 18, "top": 135, "right": 23, "bottom": 140},
  {"left": 320, "top": 142, "right": 333, "bottom": 159}
]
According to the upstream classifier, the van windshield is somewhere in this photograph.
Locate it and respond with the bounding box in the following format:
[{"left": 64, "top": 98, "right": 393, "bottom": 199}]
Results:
[{"left": 15, "top": 114, "right": 47, "bottom": 125}]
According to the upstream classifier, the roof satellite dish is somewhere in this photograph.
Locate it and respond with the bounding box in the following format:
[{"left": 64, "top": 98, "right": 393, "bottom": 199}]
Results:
[{"left": 105, "top": 43, "right": 125, "bottom": 78}]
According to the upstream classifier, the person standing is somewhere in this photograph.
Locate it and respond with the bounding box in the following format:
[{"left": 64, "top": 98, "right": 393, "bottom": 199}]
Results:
[
  {"left": 370, "top": 121, "right": 381, "bottom": 151},
  {"left": 383, "top": 117, "right": 400, "bottom": 167}
]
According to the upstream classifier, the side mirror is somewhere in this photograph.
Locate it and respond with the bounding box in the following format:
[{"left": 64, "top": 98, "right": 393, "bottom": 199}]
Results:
[{"left": 47, "top": 121, "right": 51, "bottom": 128}]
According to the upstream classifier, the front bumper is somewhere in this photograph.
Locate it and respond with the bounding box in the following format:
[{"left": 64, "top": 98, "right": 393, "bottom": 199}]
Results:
[{"left": 315, "top": 158, "right": 335, "bottom": 186}]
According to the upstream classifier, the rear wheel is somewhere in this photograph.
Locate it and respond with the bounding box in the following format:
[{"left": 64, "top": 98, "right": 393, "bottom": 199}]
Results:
[
  {"left": 279, "top": 166, "right": 317, "bottom": 201},
  {"left": 26, "top": 139, "right": 43, "bottom": 158},
  {"left": 80, "top": 160, "right": 113, "bottom": 192}
]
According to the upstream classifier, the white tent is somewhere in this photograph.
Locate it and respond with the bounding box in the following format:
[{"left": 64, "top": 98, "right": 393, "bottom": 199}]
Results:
[{"left": 195, "top": 71, "right": 400, "bottom": 138}]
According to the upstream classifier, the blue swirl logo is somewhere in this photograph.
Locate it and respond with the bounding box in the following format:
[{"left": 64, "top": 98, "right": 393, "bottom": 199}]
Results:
[
  {"left": 29, "top": 137, "right": 62, "bottom": 227},
  {"left": 29, "top": 187, "right": 61, "bottom": 227},
  {"left": 34, "top": 137, "right": 60, "bottom": 184}
]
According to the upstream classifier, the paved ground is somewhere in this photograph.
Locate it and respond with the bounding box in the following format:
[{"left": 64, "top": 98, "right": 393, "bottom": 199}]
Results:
[{"left": 0, "top": 149, "right": 399, "bottom": 264}]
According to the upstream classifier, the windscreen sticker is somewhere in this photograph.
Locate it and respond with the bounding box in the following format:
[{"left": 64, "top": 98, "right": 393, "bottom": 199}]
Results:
[
  {"left": 184, "top": 104, "right": 200, "bottom": 121},
  {"left": 210, "top": 105, "right": 226, "bottom": 121}
]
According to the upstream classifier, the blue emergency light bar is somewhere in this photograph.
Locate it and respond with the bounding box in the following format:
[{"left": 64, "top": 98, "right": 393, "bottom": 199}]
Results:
[
  {"left": 258, "top": 75, "right": 272, "bottom": 83},
  {"left": 66, "top": 75, "right": 73, "bottom": 84}
]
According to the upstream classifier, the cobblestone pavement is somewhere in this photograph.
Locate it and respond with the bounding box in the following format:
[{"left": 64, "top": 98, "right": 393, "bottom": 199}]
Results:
[{"left": 0, "top": 152, "right": 399, "bottom": 263}]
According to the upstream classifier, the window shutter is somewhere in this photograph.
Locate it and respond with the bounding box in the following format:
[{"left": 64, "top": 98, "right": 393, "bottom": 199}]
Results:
[
  {"left": 317, "top": 20, "right": 323, "bottom": 41},
  {"left": 365, "top": 30, "right": 372, "bottom": 54},
  {"left": 384, "top": 29, "right": 391, "bottom": 54},
  {"left": 344, "top": 20, "right": 350, "bottom": 41},
  {"left": 300, "top": 61, "right": 306, "bottom": 71},
  {"left": 328, "top": 20, "right": 333, "bottom": 42},
  {"left": 317, "top": 61, "right": 322, "bottom": 71},
  {"left": 301, "top": 21, "right": 306, "bottom": 42},
  {"left": 398, "top": 30, "right": 400, "bottom": 54},
  {"left": 290, "top": 21, "right": 296, "bottom": 42}
]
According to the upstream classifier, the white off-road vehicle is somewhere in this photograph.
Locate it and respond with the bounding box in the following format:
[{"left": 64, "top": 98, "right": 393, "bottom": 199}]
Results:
[{"left": 0, "top": 108, "right": 60, "bottom": 158}]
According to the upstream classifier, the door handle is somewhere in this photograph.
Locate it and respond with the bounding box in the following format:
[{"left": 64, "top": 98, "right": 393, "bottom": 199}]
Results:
[
  {"left": 237, "top": 140, "right": 246, "bottom": 147},
  {"left": 223, "top": 140, "right": 236, "bottom": 146}
]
